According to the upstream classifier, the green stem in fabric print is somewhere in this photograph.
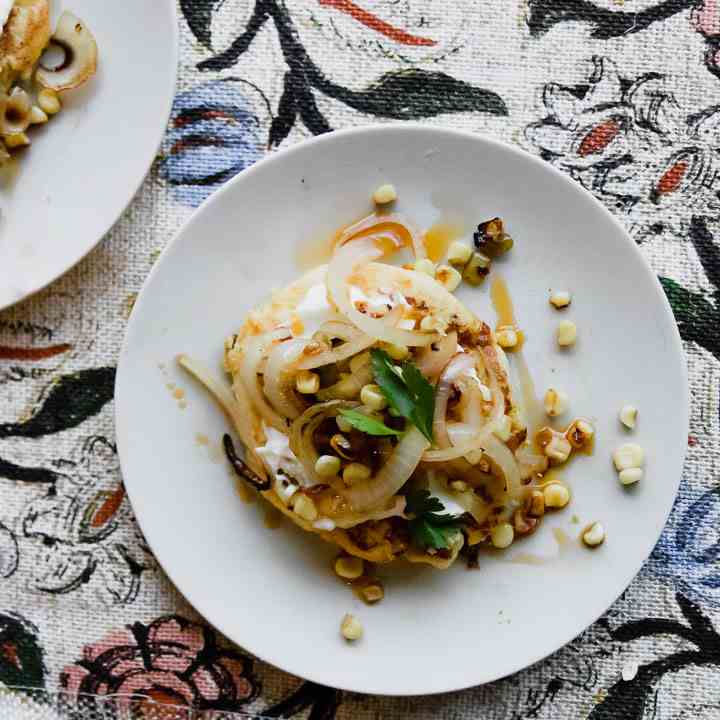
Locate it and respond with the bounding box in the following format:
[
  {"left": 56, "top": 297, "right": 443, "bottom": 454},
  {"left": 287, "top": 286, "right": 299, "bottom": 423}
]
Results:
[
  {"left": 0, "top": 613, "right": 46, "bottom": 690},
  {"left": 183, "top": 0, "right": 507, "bottom": 146}
]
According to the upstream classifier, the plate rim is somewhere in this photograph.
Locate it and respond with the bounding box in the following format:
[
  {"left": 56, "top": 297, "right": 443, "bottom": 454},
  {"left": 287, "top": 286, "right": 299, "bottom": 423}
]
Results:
[
  {"left": 115, "top": 123, "right": 689, "bottom": 695},
  {"left": 0, "top": 0, "right": 180, "bottom": 312}
]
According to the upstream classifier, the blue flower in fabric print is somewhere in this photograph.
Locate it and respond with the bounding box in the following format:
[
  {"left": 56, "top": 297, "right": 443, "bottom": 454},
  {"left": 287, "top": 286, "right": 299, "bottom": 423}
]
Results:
[
  {"left": 161, "top": 79, "right": 265, "bottom": 207},
  {"left": 649, "top": 484, "right": 720, "bottom": 608}
]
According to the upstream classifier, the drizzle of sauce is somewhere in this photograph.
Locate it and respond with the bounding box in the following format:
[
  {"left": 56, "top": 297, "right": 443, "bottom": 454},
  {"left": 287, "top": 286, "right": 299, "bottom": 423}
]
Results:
[
  {"left": 195, "top": 433, "right": 209, "bottom": 446},
  {"left": 295, "top": 230, "right": 336, "bottom": 271},
  {"left": 424, "top": 221, "right": 463, "bottom": 263},
  {"left": 173, "top": 388, "right": 185, "bottom": 400},
  {"left": 490, "top": 275, "right": 525, "bottom": 350},
  {"left": 263, "top": 506, "right": 284, "bottom": 530}
]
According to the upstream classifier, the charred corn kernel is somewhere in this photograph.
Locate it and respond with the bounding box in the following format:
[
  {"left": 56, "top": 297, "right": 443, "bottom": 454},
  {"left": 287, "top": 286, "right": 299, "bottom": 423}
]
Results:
[
  {"left": 619, "top": 405, "right": 638, "bottom": 430},
  {"left": 295, "top": 370, "right": 320, "bottom": 394},
  {"left": 334, "top": 555, "right": 364, "bottom": 580},
  {"left": 543, "top": 482, "right": 570, "bottom": 509},
  {"left": 612, "top": 443, "right": 645, "bottom": 471},
  {"left": 336, "top": 415, "right": 353, "bottom": 433},
  {"left": 330, "top": 433, "right": 354, "bottom": 460},
  {"left": 549, "top": 290, "right": 572, "bottom": 309},
  {"left": 4, "top": 133, "right": 29, "bottom": 148},
  {"left": 343, "top": 462, "right": 371, "bottom": 485},
  {"left": 450, "top": 480, "right": 468, "bottom": 493},
  {"left": 38, "top": 88, "right": 60, "bottom": 115},
  {"left": 414, "top": 258, "right": 436, "bottom": 277},
  {"left": 315, "top": 455, "right": 341, "bottom": 478},
  {"left": 435, "top": 264, "right": 462, "bottom": 292},
  {"left": 491, "top": 523, "right": 514, "bottom": 549},
  {"left": 537, "top": 427, "right": 572, "bottom": 464},
  {"left": 447, "top": 241, "right": 473, "bottom": 267},
  {"left": 619, "top": 467, "right": 643, "bottom": 486},
  {"left": 349, "top": 351, "right": 370, "bottom": 374},
  {"left": 372, "top": 183, "right": 396, "bottom": 205},
  {"left": 565, "top": 418, "right": 594, "bottom": 451},
  {"left": 496, "top": 325, "right": 518, "bottom": 349},
  {"left": 360, "top": 383, "right": 387, "bottom": 410},
  {"left": 381, "top": 342, "right": 409, "bottom": 361},
  {"left": 557, "top": 320, "right": 578, "bottom": 347},
  {"left": 463, "top": 251, "right": 491, "bottom": 286},
  {"left": 293, "top": 494, "right": 318, "bottom": 522},
  {"left": 582, "top": 522, "right": 605, "bottom": 547},
  {"left": 360, "top": 584, "right": 384, "bottom": 603},
  {"left": 528, "top": 490, "right": 545, "bottom": 517},
  {"left": 543, "top": 388, "right": 569, "bottom": 417},
  {"left": 419, "top": 314, "right": 446, "bottom": 333},
  {"left": 493, "top": 415, "right": 513, "bottom": 442},
  {"left": 29, "top": 106, "right": 48, "bottom": 124},
  {"left": 341, "top": 613, "right": 363, "bottom": 641}
]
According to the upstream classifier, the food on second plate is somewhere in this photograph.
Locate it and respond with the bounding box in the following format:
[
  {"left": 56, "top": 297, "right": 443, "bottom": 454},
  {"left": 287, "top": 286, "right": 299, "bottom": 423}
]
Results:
[
  {"left": 179, "top": 210, "right": 595, "bottom": 572},
  {"left": 0, "top": 0, "right": 97, "bottom": 164}
]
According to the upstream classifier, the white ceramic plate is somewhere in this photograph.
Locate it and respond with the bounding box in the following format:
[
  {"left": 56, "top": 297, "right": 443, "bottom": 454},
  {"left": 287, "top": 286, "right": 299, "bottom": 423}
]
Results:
[
  {"left": 0, "top": 0, "right": 178, "bottom": 310},
  {"left": 115, "top": 125, "right": 688, "bottom": 695}
]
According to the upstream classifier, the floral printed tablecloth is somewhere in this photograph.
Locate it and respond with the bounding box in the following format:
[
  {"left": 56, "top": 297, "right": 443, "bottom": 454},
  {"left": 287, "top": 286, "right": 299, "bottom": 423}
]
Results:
[{"left": 0, "top": 1, "right": 719, "bottom": 718}]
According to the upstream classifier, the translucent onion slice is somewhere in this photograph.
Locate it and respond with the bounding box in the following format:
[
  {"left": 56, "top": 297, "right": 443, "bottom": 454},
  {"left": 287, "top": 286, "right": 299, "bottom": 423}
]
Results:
[
  {"left": 177, "top": 353, "right": 267, "bottom": 479},
  {"left": 296, "top": 320, "right": 375, "bottom": 370},
  {"left": 341, "top": 426, "right": 429, "bottom": 512},
  {"left": 264, "top": 338, "right": 310, "bottom": 420},
  {"left": 327, "top": 237, "right": 438, "bottom": 347},
  {"left": 239, "top": 331, "right": 288, "bottom": 432},
  {"left": 432, "top": 353, "right": 476, "bottom": 450},
  {"left": 451, "top": 488, "right": 494, "bottom": 527},
  {"left": 336, "top": 212, "right": 426, "bottom": 260},
  {"left": 317, "top": 361, "right": 373, "bottom": 401},
  {"left": 483, "top": 434, "right": 522, "bottom": 498},
  {"left": 331, "top": 496, "right": 407, "bottom": 529},
  {"left": 416, "top": 331, "right": 458, "bottom": 382}
]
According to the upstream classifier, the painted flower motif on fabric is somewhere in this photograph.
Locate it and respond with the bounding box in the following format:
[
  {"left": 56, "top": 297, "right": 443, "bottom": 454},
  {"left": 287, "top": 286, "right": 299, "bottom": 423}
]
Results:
[
  {"left": 160, "top": 78, "right": 268, "bottom": 207},
  {"left": 60, "top": 616, "right": 259, "bottom": 713},
  {"left": 649, "top": 484, "right": 720, "bottom": 609},
  {"left": 525, "top": 56, "right": 720, "bottom": 231},
  {"left": 21, "top": 435, "right": 145, "bottom": 605}
]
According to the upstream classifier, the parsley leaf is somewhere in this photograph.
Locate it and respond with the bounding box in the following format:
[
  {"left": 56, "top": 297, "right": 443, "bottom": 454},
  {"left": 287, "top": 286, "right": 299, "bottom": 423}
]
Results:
[
  {"left": 337, "top": 408, "right": 402, "bottom": 437},
  {"left": 405, "top": 489, "right": 462, "bottom": 550},
  {"left": 370, "top": 349, "right": 435, "bottom": 442}
]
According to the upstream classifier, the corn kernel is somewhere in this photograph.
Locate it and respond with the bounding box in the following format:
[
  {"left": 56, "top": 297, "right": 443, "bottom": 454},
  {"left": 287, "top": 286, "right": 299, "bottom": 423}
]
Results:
[
  {"left": 4, "top": 133, "right": 29, "bottom": 148},
  {"left": 435, "top": 264, "right": 462, "bottom": 292},
  {"left": 612, "top": 443, "right": 645, "bottom": 471},
  {"left": 340, "top": 613, "right": 363, "bottom": 641},
  {"left": 549, "top": 290, "right": 572, "bottom": 309},
  {"left": 336, "top": 415, "right": 353, "bottom": 433},
  {"left": 29, "top": 106, "right": 48, "bottom": 124},
  {"left": 493, "top": 415, "right": 513, "bottom": 442},
  {"left": 582, "top": 522, "right": 605, "bottom": 547},
  {"left": 537, "top": 427, "right": 572, "bottom": 464},
  {"left": 491, "top": 523, "right": 514, "bottom": 549},
  {"left": 334, "top": 555, "right": 364, "bottom": 580},
  {"left": 315, "top": 455, "right": 341, "bottom": 478},
  {"left": 360, "top": 584, "right": 384, "bottom": 603},
  {"left": 419, "top": 314, "right": 446, "bottom": 333},
  {"left": 543, "top": 482, "right": 570, "bottom": 509},
  {"left": 543, "top": 388, "right": 568, "bottom": 417},
  {"left": 619, "top": 405, "right": 638, "bottom": 430},
  {"left": 463, "top": 252, "right": 491, "bottom": 286},
  {"left": 449, "top": 480, "right": 468, "bottom": 493},
  {"left": 293, "top": 494, "right": 318, "bottom": 522},
  {"left": 372, "top": 183, "right": 396, "bottom": 205},
  {"left": 619, "top": 467, "right": 643, "bottom": 486},
  {"left": 565, "top": 418, "right": 594, "bottom": 451},
  {"left": 343, "top": 462, "right": 371, "bottom": 485},
  {"left": 295, "top": 370, "right": 320, "bottom": 394},
  {"left": 37, "top": 88, "right": 61, "bottom": 115},
  {"left": 528, "top": 490, "right": 545, "bottom": 517},
  {"left": 496, "top": 326, "right": 518, "bottom": 349},
  {"left": 447, "top": 240, "right": 473, "bottom": 267},
  {"left": 360, "top": 383, "right": 387, "bottom": 410},
  {"left": 381, "top": 342, "right": 409, "bottom": 361},
  {"left": 557, "top": 320, "right": 577, "bottom": 347},
  {"left": 414, "top": 258, "right": 436, "bottom": 277}
]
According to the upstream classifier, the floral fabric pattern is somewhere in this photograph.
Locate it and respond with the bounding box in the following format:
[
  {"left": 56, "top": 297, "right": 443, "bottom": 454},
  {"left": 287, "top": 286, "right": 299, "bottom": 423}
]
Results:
[{"left": 0, "top": 0, "right": 719, "bottom": 718}]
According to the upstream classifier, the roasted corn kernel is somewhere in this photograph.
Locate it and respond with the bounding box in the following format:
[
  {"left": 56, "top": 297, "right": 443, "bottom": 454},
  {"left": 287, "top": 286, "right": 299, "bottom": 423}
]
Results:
[
  {"left": 414, "top": 258, "right": 436, "bottom": 277},
  {"left": 360, "top": 584, "right": 384, "bottom": 603},
  {"left": 315, "top": 455, "right": 341, "bottom": 478},
  {"left": 29, "top": 106, "right": 48, "bottom": 124},
  {"left": 543, "top": 388, "right": 569, "bottom": 417},
  {"left": 619, "top": 467, "right": 643, "bottom": 486},
  {"left": 490, "top": 522, "right": 514, "bottom": 549},
  {"left": 549, "top": 290, "right": 572, "bottom": 309},
  {"left": 612, "top": 443, "right": 645, "bottom": 471},
  {"left": 557, "top": 320, "right": 578, "bottom": 347},
  {"left": 360, "top": 383, "right": 387, "bottom": 410},
  {"left": 543, "top": 482, "right": 570, "bottom": 509},
  {"left": 619, "top": 405, "right": 638, "bottom": 430},
  {"left": 496, "top": 325, "right": 518, "bottom": 349},
  {"left": 37, "top": 88, "right": 61, "bottom": 115},
  {"left": 372, "top": 183, "right": 396, "bottom": 205},
  {"left": 334, "top": 555, "right": 364, "bottom": 580},
  {"left": 435, "top": 264, "right": 462, "bottom": 292},
  {"left": 447, "top": 240, "right": 473, "bottom": 267},
  {"left": 341, "top": 613, "right": 363, "bottom": 641},
  {"left": 293, "top": 494, "right": 318, "bottom": 522},
  {"left": 295, "top": 370, "right": 320, "bottom": 394},
  {"left": 565, "top": 418, "right": 594, "bottom": 451},
  {"left": 537, "top": 427, "right": 572, "bottom": 464},
  {"left": 462, "top": 251, "right": 491, "bottom": 286},
  {"left": 582, "top": 522, "right": 605, "bottom": 547},
  {"left": 343, "top": 462, "right": 371, "bottom": 485}
]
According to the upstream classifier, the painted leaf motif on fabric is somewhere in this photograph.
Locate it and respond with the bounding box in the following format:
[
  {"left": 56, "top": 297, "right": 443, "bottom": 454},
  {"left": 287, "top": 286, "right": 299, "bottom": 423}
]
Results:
[{"left": 0, "top": 613, "right": 46, "bottom": 690}]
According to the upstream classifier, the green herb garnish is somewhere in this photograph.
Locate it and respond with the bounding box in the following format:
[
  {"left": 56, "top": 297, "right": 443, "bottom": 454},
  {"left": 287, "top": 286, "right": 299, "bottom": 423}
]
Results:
[
  {"left": 405, "top": 489, "right": 462, "bottom": 550},
  {"left": 337, "top": 408, "right": 402, "bottom": 437},
  {"left": 370, "top": 349, "right": 435, "bottom": 442}
]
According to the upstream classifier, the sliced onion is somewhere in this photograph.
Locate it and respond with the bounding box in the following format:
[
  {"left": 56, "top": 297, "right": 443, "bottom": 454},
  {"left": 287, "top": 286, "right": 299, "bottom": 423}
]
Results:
[
  {"left": 317, "top": 361, "right": 373, "bottom": 401},
  {"left": 432, "top": 353, "right": 476, "bottom": 450},
  {"left": 416, "top": 331, "right": 457, "bottom": 382},
  {"left": 327, "top": 237, "right": 438, "bottom": 347},
  {"left": 451, "top": 488, "right": 494, "bottom": 527},
  {"left": 515, "top": 443, "right": 549, "bottom": 479},
  {"left": 336, "top": 212, "right": 426, "bottom": 260},
  {"left": 177, "top": 353, "right": 267, "bottom": 479},
  {"left": 341, "top": 426, "right": 428, "bottom": 512},
  {"left": 239, "top": 331, "right": 288, "bottom": 432},
  {"left": 331, "top": 495, "right": 407, "bottom": 529},
  {"left": 483, "top": 434, "right": 522, "bottom": 498},
  {"left": 296, "top": 320, "right": 375, "bottom": 370},
  {"left": 264, "top": 339, "right": 309, "bottom": 420}
]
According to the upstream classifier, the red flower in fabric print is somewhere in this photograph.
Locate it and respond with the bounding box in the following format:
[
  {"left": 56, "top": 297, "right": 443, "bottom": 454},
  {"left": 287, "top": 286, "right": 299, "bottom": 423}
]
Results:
[{"left": 60, "top": 617, "right": 259, "bottom": 713}]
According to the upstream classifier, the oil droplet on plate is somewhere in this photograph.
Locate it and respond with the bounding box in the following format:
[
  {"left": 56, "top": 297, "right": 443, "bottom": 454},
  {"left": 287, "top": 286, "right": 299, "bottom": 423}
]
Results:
[
  {"left": 263, "top": 506, "right": 284, "bottom": 530},
  {"left": 424, "top": 221, "right": 463, "bottom": 263}
]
